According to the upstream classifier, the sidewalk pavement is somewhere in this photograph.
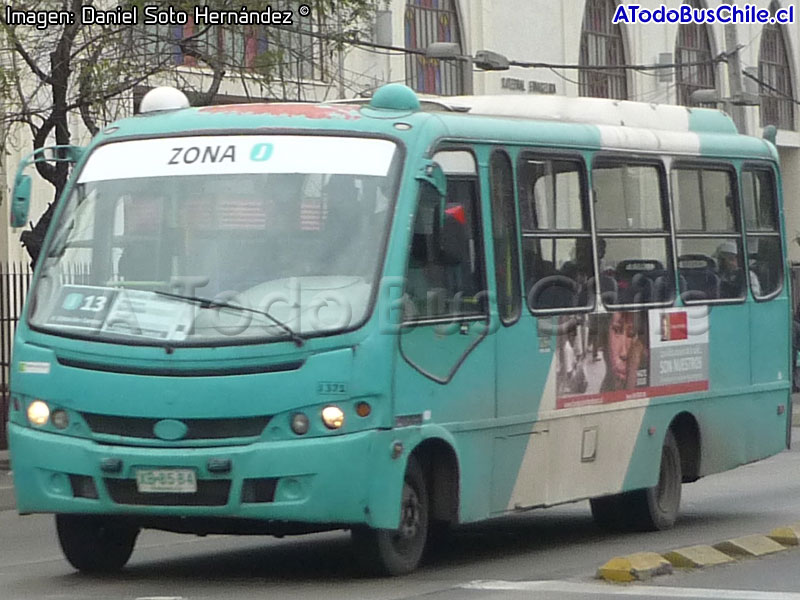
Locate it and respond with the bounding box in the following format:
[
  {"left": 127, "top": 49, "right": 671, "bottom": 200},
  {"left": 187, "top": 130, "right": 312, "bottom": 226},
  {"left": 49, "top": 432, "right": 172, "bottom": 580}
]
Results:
[{"left": 0, "top": 453, "right": 12, "bottom": 511}]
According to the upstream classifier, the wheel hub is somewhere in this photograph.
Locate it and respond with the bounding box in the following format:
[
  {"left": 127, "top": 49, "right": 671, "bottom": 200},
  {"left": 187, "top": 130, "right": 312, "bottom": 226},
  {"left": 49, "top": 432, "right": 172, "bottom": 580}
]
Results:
[{"left": 399, "top": 487, "right": 421, "bottom": 539}]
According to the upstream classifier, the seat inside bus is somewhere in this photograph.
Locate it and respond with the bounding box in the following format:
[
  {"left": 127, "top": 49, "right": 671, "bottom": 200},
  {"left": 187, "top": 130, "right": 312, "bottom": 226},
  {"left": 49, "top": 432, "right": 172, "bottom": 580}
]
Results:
[
  {"left": 677, "top": 254, "right": 720, "bottom": 301},
  {"left": 614, "top": 259, "right": 673, "bottom": 304}
]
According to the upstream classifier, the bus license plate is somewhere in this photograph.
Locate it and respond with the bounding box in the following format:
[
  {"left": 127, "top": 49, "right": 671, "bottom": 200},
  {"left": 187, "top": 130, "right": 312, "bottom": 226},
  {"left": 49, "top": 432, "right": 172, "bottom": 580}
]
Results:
[{"left": 135, "top": 469, "right": 197, "bottom": 493}]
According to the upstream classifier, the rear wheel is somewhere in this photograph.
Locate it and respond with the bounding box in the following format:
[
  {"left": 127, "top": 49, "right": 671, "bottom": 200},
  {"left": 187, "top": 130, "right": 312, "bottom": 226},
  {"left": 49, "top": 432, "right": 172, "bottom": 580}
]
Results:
[
  {"left": 352, "top": 457, "right": 429, "bottom": 576},
  {"left": 590, "top": 429, "right": 682, "bottom": 531},
  {"left": 56, "top": 514, "right": 139, "bottom": 573},
  {"left": 632, "top": 429, "right": 682, "bottom": 530},
  {"left": 589, "top": 493, "right": 625, "bottom": 530}
]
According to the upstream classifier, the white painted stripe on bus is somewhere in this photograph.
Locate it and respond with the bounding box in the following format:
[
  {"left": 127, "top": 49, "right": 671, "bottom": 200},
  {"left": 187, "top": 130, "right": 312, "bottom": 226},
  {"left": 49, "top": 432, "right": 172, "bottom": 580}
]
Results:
[
  {"left": 462, "top": 580, "right": 800, "bottom": 599},
  {"left": 507, "top": 360, "right": 647, "bottom": 510}
]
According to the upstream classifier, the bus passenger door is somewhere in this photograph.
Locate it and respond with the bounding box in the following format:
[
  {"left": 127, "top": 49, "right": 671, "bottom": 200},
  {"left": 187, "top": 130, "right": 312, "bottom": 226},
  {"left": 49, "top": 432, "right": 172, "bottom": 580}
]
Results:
[
  {"left": 397, "top": 152, "right": 495, "bottom": 425},
  {"left": 741, "top": 167, "right": 787, "bottom": 384}
]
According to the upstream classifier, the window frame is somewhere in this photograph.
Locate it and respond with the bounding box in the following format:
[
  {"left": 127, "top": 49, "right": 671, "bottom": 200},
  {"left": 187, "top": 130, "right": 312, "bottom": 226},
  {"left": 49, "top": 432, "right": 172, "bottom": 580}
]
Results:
[
  {"left": 401, "top": 145, "right": 489, "bottom": 326},
  {"left": 489, "top": 148, "right": 523, "bottom": 326},
  {"left": 404, "top": 0, "right": 467, "bottom": 96},
  {"left": 579, "top": 0, "right": 629, "bottom": 100},
  {"left": 741, "top": 161, "right": 784, "bottom": 302},
  {"left": 517, "top": 150, "right": 596, "bottom": 316},
  {"left": 670, "top": 159, "right": 747, "bottom": 305},
  {"left": 675, "top": 0, "right": 717, "bottom": 107},
  {"left": 592, "top": 153, "right": 675, "bottom": 310},
  {"left": 758, "top": 4, "right": 796, "bottom": 130}
]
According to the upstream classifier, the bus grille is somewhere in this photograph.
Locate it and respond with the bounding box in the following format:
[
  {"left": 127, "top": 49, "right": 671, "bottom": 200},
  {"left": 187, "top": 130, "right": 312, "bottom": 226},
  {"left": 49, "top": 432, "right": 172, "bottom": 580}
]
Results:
[
  {"left": 105, "top": 479, "right": 231, "bottom": 506},
  {"left": 81, "top": 413, "right": 271, "bottom": 440}
]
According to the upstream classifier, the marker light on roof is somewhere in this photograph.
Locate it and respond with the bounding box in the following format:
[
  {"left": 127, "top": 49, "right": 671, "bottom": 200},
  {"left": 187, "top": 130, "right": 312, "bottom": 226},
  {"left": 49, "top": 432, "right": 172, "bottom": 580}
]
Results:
[{"left": 139, "top": 86, "right": 190, "bottom": 114}]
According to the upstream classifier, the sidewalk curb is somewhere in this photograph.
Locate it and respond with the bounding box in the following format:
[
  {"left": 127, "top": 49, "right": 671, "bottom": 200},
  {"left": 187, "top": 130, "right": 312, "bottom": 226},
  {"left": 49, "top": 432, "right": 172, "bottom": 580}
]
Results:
[
  {"left": 597, "top": 523, "right": 800, "bottom": 583},
  {"left": 769, "top": 524, "right": 800, "bottom": 546},
  {"left": 596, "top": 552, "right": 673, "bottom": 582},
  {"left": 713, "top": 534, "right": 786, "bottom": 557},
  {"left": 662, "top": 545, "right": 734, "bottom": 568}
]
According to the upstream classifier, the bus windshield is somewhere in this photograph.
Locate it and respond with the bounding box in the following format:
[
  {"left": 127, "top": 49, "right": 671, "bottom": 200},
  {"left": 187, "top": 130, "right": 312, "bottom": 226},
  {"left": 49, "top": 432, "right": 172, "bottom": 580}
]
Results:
[{"left": 28, "top": 135, "right": 399, "bottom": 346}]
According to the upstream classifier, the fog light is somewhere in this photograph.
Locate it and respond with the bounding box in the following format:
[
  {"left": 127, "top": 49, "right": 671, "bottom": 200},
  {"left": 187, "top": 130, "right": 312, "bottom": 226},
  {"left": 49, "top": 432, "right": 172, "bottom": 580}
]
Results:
[
  {"left": 291, "top": 413, "right": 310, "bottom": 435},
  {"left": 51, "top": 409, "right": 69, "bottom": 429},
  {"left": 27, "top": 400, "right": 50, "bottom": 426},
  {"left": 321, "top": 405, "right": 344, "bottom": 430}
]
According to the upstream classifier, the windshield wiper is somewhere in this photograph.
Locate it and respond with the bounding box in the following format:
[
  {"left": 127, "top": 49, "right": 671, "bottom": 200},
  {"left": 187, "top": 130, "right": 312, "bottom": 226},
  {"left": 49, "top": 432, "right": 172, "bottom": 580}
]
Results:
[{"left": 152, "top": 290, "right": 305, "bottom": 347}]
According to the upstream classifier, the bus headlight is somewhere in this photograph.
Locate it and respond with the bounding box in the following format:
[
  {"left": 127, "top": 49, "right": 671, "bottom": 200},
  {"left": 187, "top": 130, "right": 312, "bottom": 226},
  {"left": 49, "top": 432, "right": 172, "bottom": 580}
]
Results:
[
  {"left": 321, "top": 405, "right": 345, "bottom": 430},
  {"left": 27, "top": 400, "right": 50, "bottom": 426}
]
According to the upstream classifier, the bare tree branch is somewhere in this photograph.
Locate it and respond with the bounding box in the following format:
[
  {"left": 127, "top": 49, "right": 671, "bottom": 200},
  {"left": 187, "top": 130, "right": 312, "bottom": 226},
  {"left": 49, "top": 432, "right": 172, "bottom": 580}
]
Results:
[{"left": 0, "top": 0, "right": 374, "bottom": 262}]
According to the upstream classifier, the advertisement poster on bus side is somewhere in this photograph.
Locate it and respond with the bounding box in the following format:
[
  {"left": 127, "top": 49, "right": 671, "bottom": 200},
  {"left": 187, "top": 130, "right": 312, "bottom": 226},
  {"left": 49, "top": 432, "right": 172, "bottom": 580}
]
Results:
[{"left": 554, "top": 308, "right": 709, "bottom": 409}]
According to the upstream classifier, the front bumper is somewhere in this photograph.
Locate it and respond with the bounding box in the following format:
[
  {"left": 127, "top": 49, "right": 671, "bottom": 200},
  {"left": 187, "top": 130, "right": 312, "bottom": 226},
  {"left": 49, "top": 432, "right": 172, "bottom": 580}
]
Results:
[{"left": 8, "top": 423, "right": 402, "bottom": 528}]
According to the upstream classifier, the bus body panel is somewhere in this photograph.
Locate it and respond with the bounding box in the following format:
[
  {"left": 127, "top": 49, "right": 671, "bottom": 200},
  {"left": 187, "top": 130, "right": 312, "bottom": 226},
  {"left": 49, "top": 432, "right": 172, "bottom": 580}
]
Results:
[{"left": 8, "top": 420, "right": 411, "bottom": 528}]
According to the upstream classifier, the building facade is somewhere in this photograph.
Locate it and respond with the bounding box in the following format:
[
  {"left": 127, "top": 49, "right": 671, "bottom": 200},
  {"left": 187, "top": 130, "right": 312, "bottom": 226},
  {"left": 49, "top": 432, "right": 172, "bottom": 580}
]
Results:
[
  {"left": 2, "top": 0, "right": 799, "bottom": 262},
  {"left": 395, "top": 0, "right": 800, "bottom": 261}
]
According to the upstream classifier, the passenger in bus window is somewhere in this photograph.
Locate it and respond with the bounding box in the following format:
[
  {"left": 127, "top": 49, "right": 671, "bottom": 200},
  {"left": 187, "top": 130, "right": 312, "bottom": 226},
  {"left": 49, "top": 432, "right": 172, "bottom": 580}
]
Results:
[{"left": 715, "top": 240, "right": 761, "bottom": 297}]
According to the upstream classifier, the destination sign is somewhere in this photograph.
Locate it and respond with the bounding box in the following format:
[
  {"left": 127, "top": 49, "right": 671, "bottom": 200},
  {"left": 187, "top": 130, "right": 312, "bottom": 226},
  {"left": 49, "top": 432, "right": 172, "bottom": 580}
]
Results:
[{"left": 77, "top": 136, "right": 397, "bottom": 182}]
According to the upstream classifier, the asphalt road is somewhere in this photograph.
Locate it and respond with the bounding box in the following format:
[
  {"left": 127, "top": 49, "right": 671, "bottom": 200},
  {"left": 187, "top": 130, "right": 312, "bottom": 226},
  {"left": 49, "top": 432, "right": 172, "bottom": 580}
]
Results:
[{"left": 1, "top": 428, "right": 799, "bottom": 600}]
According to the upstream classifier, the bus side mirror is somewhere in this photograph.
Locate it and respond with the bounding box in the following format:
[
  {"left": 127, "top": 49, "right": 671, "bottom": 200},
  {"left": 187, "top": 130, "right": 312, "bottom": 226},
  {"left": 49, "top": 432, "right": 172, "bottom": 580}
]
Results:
[
  {"left": 416, "top": 160, "right": 447, "bottom": 198},
  {"left": 9, "top": 144, "right": 85, "bottom": 229},
  {"left": 416, "top": 160, "right": 447, "bottom": 234},
  {"left": 10, "top": 174, "right": 31, "bottom": 228}
]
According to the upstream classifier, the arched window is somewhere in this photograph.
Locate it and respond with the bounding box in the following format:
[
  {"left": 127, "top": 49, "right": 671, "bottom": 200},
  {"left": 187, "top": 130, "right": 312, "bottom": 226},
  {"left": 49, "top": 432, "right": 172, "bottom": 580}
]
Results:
[
  {"left": 758, "top": 3, "right": 795, "bottom": 129},
  {"left": 675, "top": 0, "right": 716, "bottom": 106},
  {"left": 404, "top": 0, "right": 465, "bottom": 95},
  {"left": 579, "top": 0, "right": 628, "bottom": 99}
]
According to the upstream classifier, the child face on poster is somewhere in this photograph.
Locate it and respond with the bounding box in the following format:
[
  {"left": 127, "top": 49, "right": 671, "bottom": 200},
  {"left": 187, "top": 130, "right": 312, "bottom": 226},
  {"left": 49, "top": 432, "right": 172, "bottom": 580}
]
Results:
[{"left": 607, "top": 311, "right": 647, "bottom": 390}]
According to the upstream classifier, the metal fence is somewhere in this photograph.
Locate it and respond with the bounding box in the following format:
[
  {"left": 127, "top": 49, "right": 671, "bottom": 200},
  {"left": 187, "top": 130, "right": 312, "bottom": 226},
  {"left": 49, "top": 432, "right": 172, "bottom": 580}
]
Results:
[{"left": 1, "top": 262, "right": 33, "bottom": 449}]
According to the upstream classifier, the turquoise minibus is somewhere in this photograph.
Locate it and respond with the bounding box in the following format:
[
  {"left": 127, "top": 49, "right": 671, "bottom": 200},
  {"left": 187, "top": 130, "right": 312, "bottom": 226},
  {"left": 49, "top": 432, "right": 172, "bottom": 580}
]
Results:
[{"left": 6, "top": 84, "right": 791, "bottom": 575}]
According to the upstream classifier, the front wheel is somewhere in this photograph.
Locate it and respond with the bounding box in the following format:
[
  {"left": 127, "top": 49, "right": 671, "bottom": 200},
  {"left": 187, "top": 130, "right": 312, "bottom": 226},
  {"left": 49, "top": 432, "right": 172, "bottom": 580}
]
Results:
[
  {"left": 352, "top": 457, "right": 429, "bottom": 576},
  {"left": 56, "top": 514, "right": 139, "bottom": 573}
]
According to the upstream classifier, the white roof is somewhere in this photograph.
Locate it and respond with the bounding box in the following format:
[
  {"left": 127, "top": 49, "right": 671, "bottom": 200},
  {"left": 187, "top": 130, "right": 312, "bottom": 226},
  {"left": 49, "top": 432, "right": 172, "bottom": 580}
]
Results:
[{"left": 443, "top": 94, "right": 736, "bottom": 134}]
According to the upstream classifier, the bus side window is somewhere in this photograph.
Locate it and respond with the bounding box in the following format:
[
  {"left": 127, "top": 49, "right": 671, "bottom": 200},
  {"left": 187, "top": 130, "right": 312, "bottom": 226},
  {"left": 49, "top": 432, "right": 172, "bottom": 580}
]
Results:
[
  {"left": 518, "top": 154, "right": 593, "bottom": 311},
  {"left": 593, "top": 160, "right": 674, "bottom": 307},
  {"left": 671, "top": 166, "right": 745, "bottom": 302},
  {"left": 489, "top": 149, "right": 522, "bottom": 324},
  {"left": 742, "top": 168, "right": 782, "bottom": 299}
]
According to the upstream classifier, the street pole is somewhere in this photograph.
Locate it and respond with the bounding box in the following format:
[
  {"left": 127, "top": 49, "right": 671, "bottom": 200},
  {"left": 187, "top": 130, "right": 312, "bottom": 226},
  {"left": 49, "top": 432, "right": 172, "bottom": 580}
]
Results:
[{"left": 723, "top": 9, "right": 747, "bottom": 133}]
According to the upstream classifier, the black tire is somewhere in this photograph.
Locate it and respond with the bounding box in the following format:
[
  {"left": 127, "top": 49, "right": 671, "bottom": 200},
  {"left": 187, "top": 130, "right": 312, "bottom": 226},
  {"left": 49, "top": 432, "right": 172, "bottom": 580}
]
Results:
[
  {"left": 590, "top": 429, "right": 682, "bottom": 532},
  {"left": 589, "top": 493, "right": 626, "bottom": 530},
  {"left": 56, "top": 514, "right": 139, "bottom": 573},
  {"left": 424, "top": 519, "right": 452, "bottom": 560},
  {"left": 352, "top": 457, "right": 429, "bottom": 576},
  {"left": 629, "top": 429, "right": 682, "bottom": 531}
]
